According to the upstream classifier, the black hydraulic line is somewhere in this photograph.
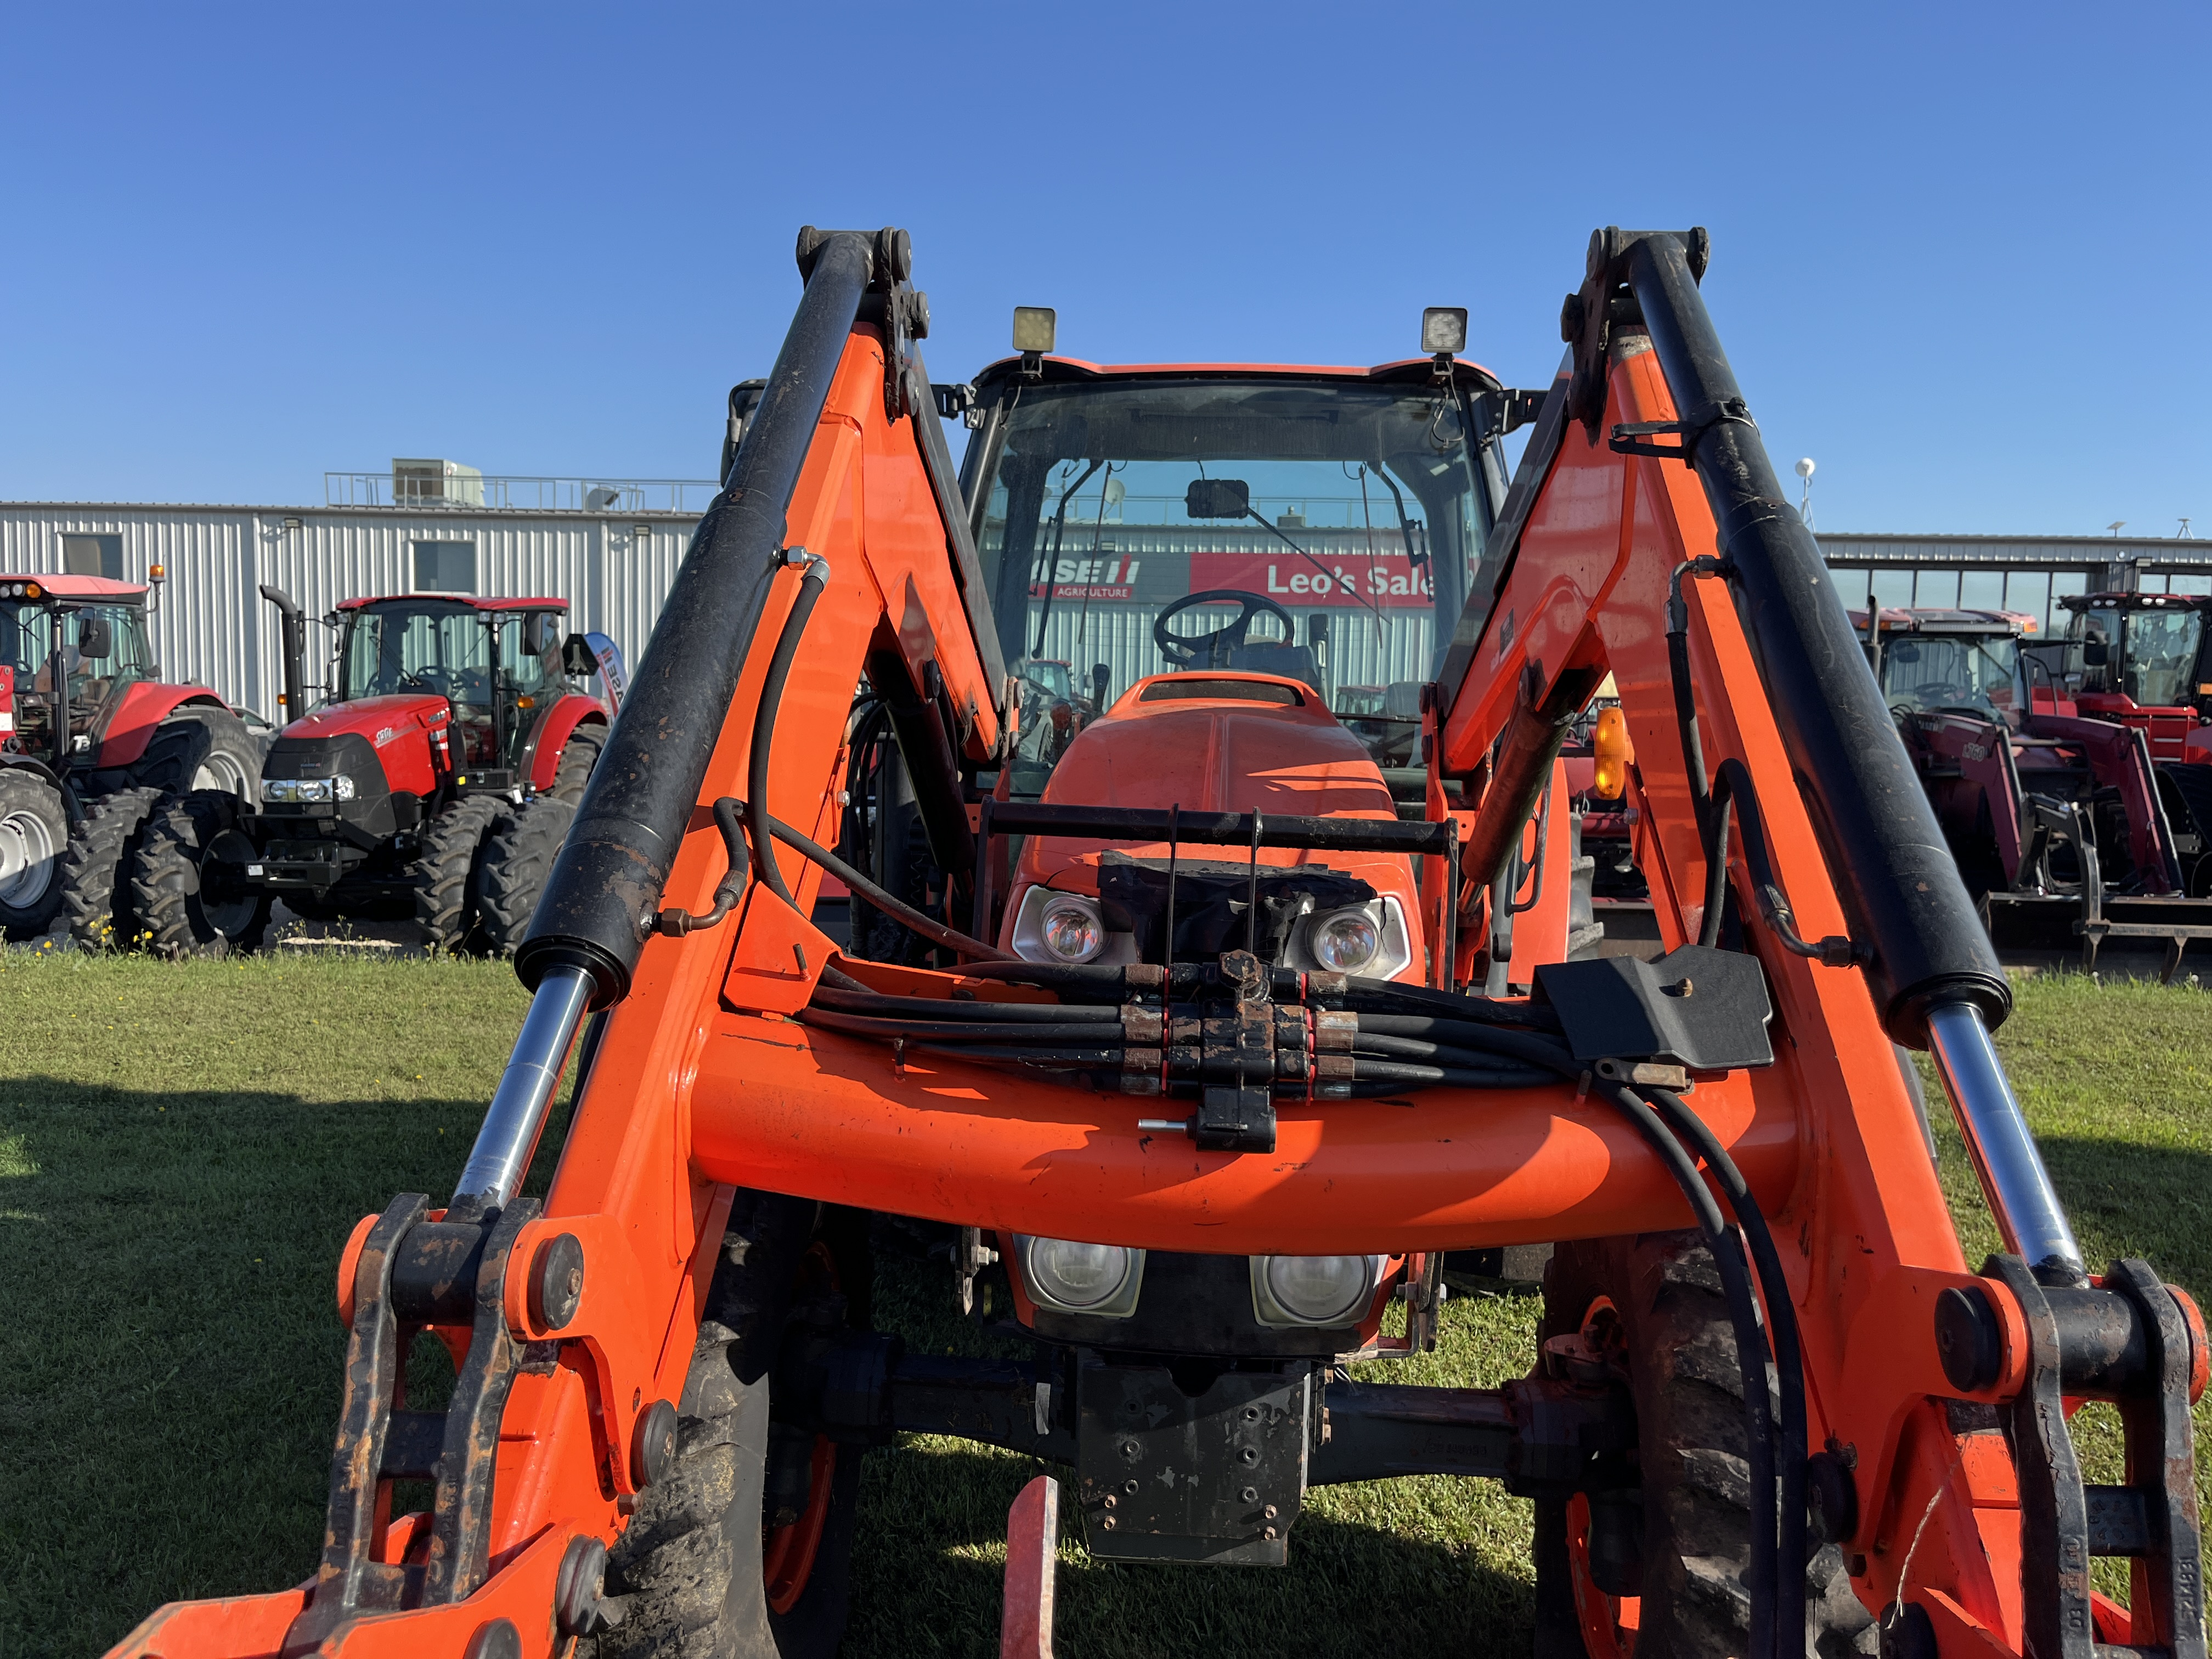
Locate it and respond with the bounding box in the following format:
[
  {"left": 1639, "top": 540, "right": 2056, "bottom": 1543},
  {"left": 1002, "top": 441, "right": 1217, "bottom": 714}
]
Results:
[
  {"left": 1645, "top": 1084, "right": 1808, "bottom": 1656},
  {"left": 955, "top": 961, "right": 1140, "bottom": 1001},
  {"left": 808, "top": 985, "right": 1120, "bottom": 1024},
  {"left": 1347, "top": 1057, "right": 1565, "bottom": 1090},
  {"left": 1350, "top": 1032, "right": 1559, "bottom": 1074},
  {"left": 1337, "top": 1009, "right": 1782, "bottom": 1653},
  {"left": 755, "top": 810, "right": 1012, "bottom": 962},
  {"left": 749, "top": 554, "right": 832, "bottom": 906},
  {"left": 904, "top": 1041, "right": 1124, "bottom": 1068},
  {"left": 798, "top": 1008, "right": 1128, "bottom": 1044},
  {"left": 1338, "top": 977, "right": 1564, "bottom": 1031},
  {"left": 817, "top": 961, "right": 874, "bottom": 994},
  {"left": 652, "top": 798, "right": 751, "bottom": 937},
  {"left": 1706, "top": 759, "right": 1860, "bottom": 966},
  {"left": 518, "top": 226, "right": 885, "bottom": 1006},
  {"left": 1617, "top": 229, "right": 2010, "bottom": 1046}
]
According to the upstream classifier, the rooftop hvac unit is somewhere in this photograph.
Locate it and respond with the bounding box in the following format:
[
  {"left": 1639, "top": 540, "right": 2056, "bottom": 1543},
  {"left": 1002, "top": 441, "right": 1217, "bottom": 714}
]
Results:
[{"left": 392, "top": 458, "right": 484, "bottom": 507}]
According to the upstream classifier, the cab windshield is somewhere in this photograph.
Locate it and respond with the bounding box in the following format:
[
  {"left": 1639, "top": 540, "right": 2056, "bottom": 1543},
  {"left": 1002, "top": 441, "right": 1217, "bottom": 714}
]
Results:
[
  {"left": 1879, "top": 631, "right": 2026, "bottom": 720},
  {"left": 967, "top": 375, "right": 1499, "bottom": 780},
  {"left": 2120, "top": 609, "right": 2204, "bottom": 708},
  {"left": 0, "top": 600, "right": 155, "bottom": 703},
  {"left": 337, "top": 601, "right": 568, "bottom": 766}
]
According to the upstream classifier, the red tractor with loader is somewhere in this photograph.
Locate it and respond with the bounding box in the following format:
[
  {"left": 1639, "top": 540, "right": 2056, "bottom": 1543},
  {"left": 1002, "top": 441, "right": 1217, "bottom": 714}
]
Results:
[
  {"left": 122, "top": 589, "right": 618, "bottom": 956},
  {"left": 2047, "top": 590, "right": 2212, "bottom": 895},
  {"left": 1864, "top": 604, "right": 2212, "bottom": 977},
  {"left": 109, "top": 227, "right": 2207, "bottom": 1659},
  {"left": 0, "top": 571, "right": 260, "bottom": 942}
]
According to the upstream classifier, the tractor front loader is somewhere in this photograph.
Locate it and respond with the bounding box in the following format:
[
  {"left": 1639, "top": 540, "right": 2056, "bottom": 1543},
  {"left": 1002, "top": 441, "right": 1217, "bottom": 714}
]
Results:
[{"left": 110, "top": 227, "right": 2204, "bottom": 1659}]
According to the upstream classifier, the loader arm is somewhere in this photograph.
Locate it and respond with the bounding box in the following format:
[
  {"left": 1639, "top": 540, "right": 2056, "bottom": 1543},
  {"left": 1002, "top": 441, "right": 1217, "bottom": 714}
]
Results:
[{"left": 110, "top": 227, "right": 2204, "bottom": 1659}]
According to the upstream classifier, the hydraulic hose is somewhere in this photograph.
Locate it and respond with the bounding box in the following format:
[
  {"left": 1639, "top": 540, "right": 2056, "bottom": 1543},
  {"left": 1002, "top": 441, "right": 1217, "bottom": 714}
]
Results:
[
  {"left": 749, "top": 552, "right": 832, "bottom": 907},
  {"left": 652, "top": 797, "right": 751, "bottom": 937},
  {"left": 1644, "top": 1086, "right": 1807, "bottom": 1654},
  {"left": 755, "top": 810, "right": 1012, "bottom": 962}
]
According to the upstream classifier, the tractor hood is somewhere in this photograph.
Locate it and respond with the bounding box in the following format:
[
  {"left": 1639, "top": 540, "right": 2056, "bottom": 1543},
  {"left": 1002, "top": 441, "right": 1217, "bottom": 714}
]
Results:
[
  {"left": 279, "top": 692, "right": 449, "bottom": 748},
  {"left": 274, "top": 694, "right": 450, "bottom": 799}
]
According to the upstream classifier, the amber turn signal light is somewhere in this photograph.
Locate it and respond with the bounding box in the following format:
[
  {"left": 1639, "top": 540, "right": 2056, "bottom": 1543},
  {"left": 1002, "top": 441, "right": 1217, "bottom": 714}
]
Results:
[{"left": 1592, "top": 706, "right": 1634, "bottom": 799}]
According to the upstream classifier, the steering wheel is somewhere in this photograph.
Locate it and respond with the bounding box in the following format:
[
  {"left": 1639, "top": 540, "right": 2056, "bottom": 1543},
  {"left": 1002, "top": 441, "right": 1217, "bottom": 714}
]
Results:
[
  {"left": 1912, "top": 681, "right": 1973, "bottom": 705},
  {"left": 1153, "top": 588, "right": 1297, "bottom": 667}
]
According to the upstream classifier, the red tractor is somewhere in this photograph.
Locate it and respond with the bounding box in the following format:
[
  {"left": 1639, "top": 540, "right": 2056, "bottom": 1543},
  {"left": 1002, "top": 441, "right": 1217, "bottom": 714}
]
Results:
[
  {"left": 123, "top": 589, "right": 617, "bottom": 956},
  {"left": 2049, "top": 590, "right": 2212, "bottom": 894},
  {"left": 0, "top": 572, "right": 259, "bottom": 942},
  {"left": 1865, "top": 605, "right": 2212, "bottom": 975}
]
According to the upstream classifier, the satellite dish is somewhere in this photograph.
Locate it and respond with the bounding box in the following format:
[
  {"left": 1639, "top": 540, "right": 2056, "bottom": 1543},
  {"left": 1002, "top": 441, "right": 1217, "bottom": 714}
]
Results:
[{"left": 1795, "top": 458, "right": 1816, "bottom": 479}]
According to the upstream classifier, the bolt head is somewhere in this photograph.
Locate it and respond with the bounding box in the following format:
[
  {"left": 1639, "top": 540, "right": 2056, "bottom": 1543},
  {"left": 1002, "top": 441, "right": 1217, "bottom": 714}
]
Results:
[
  {"left": 1264, "top": 1504, "right": 1278, "bottom": 1520},
  {"left": 1102, "top": 1516, "right": 1116, "bottom": 1530},
  {"left": 1103, "top": 1495, "right": 1116, "bottom": 1509},
  {"left": 1121, "top": 1439, "right": 1141, "bottom": 1459},
  {"left": 1241, "top": 1486, "right": 1258, "bottom": 1504}
]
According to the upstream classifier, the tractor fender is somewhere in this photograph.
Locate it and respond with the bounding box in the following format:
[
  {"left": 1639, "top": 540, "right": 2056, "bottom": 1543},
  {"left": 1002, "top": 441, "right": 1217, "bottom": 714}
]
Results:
[
  {"left": 93, "top": 684, "right": 233, "bottom": 766},
  {"left": 2187, "top": 725, "right": 2212, "bottom": 765},
  {"left": 0, "top": 751, "right": 63, "bottom": 788},
  {"left": 520, "top": 696, "right": 608, "bottom": 793}
]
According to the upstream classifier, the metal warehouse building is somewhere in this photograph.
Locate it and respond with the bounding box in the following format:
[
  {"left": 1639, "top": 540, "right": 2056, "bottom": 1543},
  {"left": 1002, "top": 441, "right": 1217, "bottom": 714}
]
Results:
[
  {"left": 7, "top": 469, "right": 2209, "bottom": 726},
  {"left": 0, "top": 473, "right": 712, "bottom": 721}
]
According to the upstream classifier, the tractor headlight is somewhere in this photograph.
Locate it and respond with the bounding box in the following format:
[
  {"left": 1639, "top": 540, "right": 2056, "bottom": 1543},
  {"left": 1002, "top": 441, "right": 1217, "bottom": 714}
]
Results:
[
  {"left": 1013, "top": 1235, "right": 1144, "bottom": 1317},
  {"left": 1251, "top": 1254, "right": 1385, "bottom": 1328},
  {"left": 262, "top": 775, "right": 357, "bottom": 803},
  {"left": 1309, "top": 908, "right": 1380, "bottom": 972},
  {"left": 1291, "top": 900, "right": 1412, "bottom": 980},
  {"left": 1010, "top": 886, "right": 1133, "bottom": 966}
]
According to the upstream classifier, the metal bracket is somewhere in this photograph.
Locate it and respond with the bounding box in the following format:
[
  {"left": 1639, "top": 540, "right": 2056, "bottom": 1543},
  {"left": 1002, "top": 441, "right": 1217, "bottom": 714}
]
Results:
[
  {"left": 1608, "top": 397, "right": 1754, "bottom": 467},
  {"left": 1481, "top": 387, "right": 1548, "bottom": 438},
  {"left": 956, "top": 1224, "right": 998, "bottom": 1317},
  {"left": 933, "top": 382, "right": 979, "bottom": 421}
]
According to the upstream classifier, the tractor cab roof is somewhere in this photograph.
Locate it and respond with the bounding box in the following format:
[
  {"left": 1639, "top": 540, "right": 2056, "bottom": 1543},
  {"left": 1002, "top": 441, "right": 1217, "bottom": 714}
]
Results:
[
  {"left": 335, "top": 595, "right": 569, "bottom": 612},
  {"left": 2059, "top": 591, "right": 2212, "bottom": 614},
  {"left": 0, "top": 574, "right": 148, "bottom": 602},
  {"left": 1847, "top": 606, "right": 2038, "bottom": 637},
  {"left": 971, "top": 354, "right": 1505, "bottom": 394}
]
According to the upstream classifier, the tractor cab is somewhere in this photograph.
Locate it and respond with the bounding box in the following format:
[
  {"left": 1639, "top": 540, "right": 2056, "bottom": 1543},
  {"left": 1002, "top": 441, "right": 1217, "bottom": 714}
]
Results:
[
  {"left": 0, "top": 575, "right": 160, "bottom": 765},
  {"left": 945, "top": 337, "right": 1527, "bottom": 991},
  {"left": 1857, "top": 606, "right": 2039, "bottom": 727},
  {"left": 2058, "top": 592, "right": 2212, "bottom": 759},
  {"left": 326, "top": 595, "right": 584, "bottom": 785},
  {"left": 959, "top": 346, "right": 1514, "bottom": 805}
]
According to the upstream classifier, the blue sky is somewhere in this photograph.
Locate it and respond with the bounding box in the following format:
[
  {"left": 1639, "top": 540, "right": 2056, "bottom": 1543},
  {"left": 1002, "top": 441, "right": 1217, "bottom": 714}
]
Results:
[{"left": 3, "top": 3, "right": 2204, "bottom": 537}]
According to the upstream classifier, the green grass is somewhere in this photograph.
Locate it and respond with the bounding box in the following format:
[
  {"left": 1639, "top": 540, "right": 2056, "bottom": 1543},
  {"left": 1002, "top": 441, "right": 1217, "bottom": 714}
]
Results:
[{"left": 2, "top": 957, "right": 2208, "bottom": 1657}]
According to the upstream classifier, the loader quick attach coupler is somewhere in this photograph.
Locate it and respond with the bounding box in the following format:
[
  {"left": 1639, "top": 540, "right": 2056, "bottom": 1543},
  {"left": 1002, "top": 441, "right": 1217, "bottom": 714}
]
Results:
[
  {"left": 284, "top": 1192, "right": 661, "bottom": 1651},
  {"left": 1922, "top": 1255, "right": 2207, "bottom": 1659}
]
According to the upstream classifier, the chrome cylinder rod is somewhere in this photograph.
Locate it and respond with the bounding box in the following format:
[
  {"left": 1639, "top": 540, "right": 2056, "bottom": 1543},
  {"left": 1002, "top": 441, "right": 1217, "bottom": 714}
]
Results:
[
  {"left": 452, "top": 963, "right": 595, "bottom": 1209},
  {"left": 1924, "top": 1001, "right": 2084, "bottom": 1281}
]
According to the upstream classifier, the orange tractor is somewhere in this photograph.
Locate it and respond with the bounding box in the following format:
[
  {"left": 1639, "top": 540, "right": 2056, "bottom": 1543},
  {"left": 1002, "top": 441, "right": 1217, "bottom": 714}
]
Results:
[{"left": 111, "top": 227, "right": 2204, "bottom": 1659}]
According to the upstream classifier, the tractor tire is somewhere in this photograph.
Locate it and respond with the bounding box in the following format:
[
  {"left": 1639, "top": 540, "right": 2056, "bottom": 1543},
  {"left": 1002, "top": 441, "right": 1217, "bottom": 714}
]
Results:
[
  {"left": 410, "top": 795, "right": 510, "bottom": 955},
  {"left": 1536, "top": 1232, "right": 1878, "bottom": 1659},
  {"left": 585, "top": 1193, "right": 869, "bottom": 1659},
  {"left": 60, "top": 785, "right": 164, "bottom": 950},
  {"left": 0, "top": 768, "right": 70, "bottom": 940},
  {"left": 129, "top": 790, "right": 273, "bottom": 959},
  {"left": 129, "top": 707, "right": 262, "bottom": 801},
  {"left": 550, "top": 723, "right": 606, "bottom": 805},
  {"left": 477, "top": 795, "right": 574, "bottom": 955}
]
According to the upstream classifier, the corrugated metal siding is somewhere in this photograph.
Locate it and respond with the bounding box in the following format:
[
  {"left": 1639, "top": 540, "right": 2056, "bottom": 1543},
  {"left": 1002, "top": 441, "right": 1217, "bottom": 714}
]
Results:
[{"left": 0, "top": 506, "right": 699, "bottom": 720}]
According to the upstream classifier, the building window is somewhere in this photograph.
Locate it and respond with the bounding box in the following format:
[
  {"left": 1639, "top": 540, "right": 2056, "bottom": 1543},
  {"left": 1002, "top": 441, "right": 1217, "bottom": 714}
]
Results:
[
  {"left": 62, "top": 534, "right": 123, "bottom": 580},
  {"left": 413, "top": 540, "right": 477, "bottom": 594}
]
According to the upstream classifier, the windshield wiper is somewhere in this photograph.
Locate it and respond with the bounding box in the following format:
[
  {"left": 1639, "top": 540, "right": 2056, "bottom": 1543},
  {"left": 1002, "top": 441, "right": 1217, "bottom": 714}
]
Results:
[
  {"left": 1238, "top": 505, "right": 1389, "bottom": 634},
  {"left": 1030, "top": 459, "right": 1106, "bottom": 655}
]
